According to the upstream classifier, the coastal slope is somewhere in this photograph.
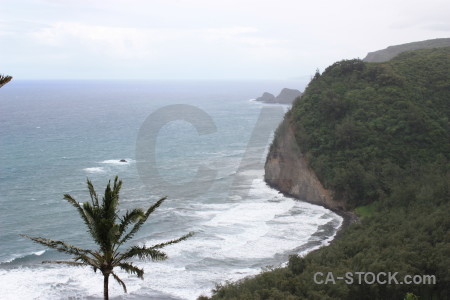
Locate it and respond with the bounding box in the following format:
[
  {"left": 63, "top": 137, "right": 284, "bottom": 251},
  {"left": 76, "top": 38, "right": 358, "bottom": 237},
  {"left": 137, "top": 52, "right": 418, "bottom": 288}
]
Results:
[
  {"left": 363, "top": 37, "right": 450, "bottom": 62},
  {"left": 206, "top": 47, "right": 450, "bottom": 300}
]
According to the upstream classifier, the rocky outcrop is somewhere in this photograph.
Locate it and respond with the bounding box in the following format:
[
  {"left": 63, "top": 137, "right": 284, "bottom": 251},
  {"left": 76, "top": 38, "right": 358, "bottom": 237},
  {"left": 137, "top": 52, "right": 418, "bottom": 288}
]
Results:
[
  {"left": 255, "top": 92, "right": 276, "bottom": 103},
  {"left": 275, "top": 88, "right": 302, "bottom": 104},
  {"left": 255, "top": 88, "right": 302, "bottom": 104},
  {"left": 363, "top": 38, "right": 450, "bottom": 62},
  {"left": 265, "top": 118, "right": 346, "bottom": 210}
]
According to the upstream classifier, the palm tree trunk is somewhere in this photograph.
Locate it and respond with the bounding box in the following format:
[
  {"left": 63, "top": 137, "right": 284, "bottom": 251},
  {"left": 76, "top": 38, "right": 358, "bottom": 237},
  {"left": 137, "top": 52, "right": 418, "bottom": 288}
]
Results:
[{"left": 103, "top": 273, "right": 110, "bottom": 300}]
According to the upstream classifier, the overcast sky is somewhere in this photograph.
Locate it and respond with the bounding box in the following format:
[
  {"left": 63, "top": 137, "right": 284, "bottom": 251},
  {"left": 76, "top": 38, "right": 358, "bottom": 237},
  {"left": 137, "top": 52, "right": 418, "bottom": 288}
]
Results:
[{"left": 1, "top": 0, "right": 449, "bottom": 80}]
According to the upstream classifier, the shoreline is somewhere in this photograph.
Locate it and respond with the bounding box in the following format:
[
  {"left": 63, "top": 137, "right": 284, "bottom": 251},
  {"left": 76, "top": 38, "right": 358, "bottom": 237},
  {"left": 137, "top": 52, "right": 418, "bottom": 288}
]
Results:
[
  {"left": 264, "top": 180, "right": 359, "bottom": 241},
  {"left": 329, "top": 209, "right": 359, "bottom": 240}
]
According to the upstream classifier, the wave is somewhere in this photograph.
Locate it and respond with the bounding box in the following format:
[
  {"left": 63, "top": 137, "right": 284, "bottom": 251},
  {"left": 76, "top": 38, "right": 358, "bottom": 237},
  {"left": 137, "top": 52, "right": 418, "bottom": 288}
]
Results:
[
  {"left": 99, "top": 158, "right": 134, "bottom": 165},
  {"left": 82, "top": 158, "right": 134, "bottom": 174},
  {"left": 34, "top": 250, "right": 45, "bottom": 256},
  {"left": 0, "top": 176, "right": 341, "bottom": 300},
  {"left": 83, "top": 167, "right": 105, "bottom": 173},
  {"left": 0, "top": 183, "right": 343, "bottom": 300},
  {"left": 0, "top": 250, "right": 47, "bottom": 266}
]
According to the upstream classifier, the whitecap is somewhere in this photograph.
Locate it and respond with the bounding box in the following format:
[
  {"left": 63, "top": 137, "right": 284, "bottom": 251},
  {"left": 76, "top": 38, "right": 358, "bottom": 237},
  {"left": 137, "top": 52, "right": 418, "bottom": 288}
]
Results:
[
  {"left": 33, "top": 250, "right": 45, "bottom": 256},
  {"left": 1, "top": 250, "right": 46, "bottom": 264},
  {"left": 83, "top": 167, "right": 105, "bottom": 173},
  {"left": 99, "top": 159, "right": 134, "bottom": 165}
]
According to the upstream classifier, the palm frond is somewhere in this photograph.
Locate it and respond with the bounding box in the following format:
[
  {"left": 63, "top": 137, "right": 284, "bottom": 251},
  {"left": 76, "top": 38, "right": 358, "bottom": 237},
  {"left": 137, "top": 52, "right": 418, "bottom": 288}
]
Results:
[
  {"left": 103, "top": 180, "right": 112, "bottom": 212},
  {"left": 21, "top": 235, "right": 88, "bottom": 255},
  {"left": 81, "top": 202, "right": 105, "bottom": 248},
  {"left": 73, "top": 253, "right": 102, "bottom": 267},
  {"left": 42, "top": 260, "right": 87, "bottom": 267},
  {"left": 116, "top": 208, "right": 145, "bottom": 243},
  {"left": 102, "top": 177, "right": 121, "bottom": 222},
  {"left": 116, "top": 245, "right": 167, "bottom": 263},
  {"left": 106, "top": 224, "right": 120, "bottom": 251},
  {"left": 0, "top": 74, "right": 12, "bottom": 88},
  {"left": 111, "top": 271, "right": 128, "bottom": 293},
  {"left": 87, "top": 178, "right": 99, "bottom": 207},
  {"left": 118, "top": 197, "right": 167, "bottom": 245},
  {"left": 63, "top": 194, "right": 95, "bottom": 235},
  {"left": 117, "top": 262, "right": 144, "bottom": 279},
  {"left": 112, "top": 176, "right": 122, "bottom": 197},
  {"left": 20, "top": 235, "right": 97, "bottom": 266},
  {"left": 150, "top": 232, "right": 194, "bottom": 249}
]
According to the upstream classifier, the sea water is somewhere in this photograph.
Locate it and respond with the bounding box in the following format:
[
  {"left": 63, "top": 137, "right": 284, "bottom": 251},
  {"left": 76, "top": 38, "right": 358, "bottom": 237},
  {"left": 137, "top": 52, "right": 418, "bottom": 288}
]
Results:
[{"left": 0, "top": 80, "right": 342, "bottom": 299}]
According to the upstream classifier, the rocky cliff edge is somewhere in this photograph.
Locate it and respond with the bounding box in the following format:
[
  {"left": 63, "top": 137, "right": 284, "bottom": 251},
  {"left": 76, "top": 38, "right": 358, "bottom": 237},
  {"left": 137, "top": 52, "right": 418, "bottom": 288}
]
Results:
[{"left": 265, "top": 117, "right": 347, "bottom": 211}]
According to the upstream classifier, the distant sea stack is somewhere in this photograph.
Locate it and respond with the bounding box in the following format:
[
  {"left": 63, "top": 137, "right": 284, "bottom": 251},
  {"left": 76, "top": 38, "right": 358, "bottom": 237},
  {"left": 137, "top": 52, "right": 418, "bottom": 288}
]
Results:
[
  {"left": 255, "top": 88, "right": 302, "bottom": 104},
  {"left": 275, "top": 88, "right": 302, "bottom": 104},
  {"left": 363, "top": 38, "right": 450, "bottom": 62},
  {"left": 255, "top": 92, "right": 276, "bottom": 103}
]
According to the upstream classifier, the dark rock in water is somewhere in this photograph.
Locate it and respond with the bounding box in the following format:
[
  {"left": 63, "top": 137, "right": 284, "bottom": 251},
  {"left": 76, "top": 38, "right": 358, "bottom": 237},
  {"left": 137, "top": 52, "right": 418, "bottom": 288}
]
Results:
[
  {"left": 255, "top": 92, "right": 275, "bottom": 103},
  {"left": 119, "top": 159, "right": 127, "bottom": 163},
  {"left": 275, "top": 88, "right": 302, "bottom": 104}
]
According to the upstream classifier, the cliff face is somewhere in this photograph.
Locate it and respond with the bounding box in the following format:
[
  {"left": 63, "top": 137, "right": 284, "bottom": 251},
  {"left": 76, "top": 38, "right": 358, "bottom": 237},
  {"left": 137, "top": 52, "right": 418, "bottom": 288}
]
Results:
[
  {"left": 265, "top": 118, "right": 346, "bottom": 211},
  {"left": 266, "top": 46, "right": 450, "bottom": 212}
]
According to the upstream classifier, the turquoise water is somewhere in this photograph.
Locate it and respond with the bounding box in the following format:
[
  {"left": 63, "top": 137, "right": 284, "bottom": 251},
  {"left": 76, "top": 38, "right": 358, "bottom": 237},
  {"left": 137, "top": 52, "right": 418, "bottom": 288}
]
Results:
[{"left": 0, "top": 80, "right": 342, "bottom": 299}]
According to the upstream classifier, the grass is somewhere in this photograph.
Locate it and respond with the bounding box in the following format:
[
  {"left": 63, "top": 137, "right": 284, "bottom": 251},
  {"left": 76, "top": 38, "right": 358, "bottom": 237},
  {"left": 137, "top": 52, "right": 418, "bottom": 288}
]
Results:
[{"left": 354, "top": 202, "right": 376, "bottom": 218}]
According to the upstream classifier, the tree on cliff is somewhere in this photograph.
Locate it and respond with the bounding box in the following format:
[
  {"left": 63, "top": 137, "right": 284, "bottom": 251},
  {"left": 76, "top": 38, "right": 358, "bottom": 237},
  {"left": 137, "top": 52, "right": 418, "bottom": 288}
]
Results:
[
  {"left": 0, "top": 74, "right": 13, "bottom": 88},
  {"left": 22, "top": 176, "right": 193, "bottom": 300},
  {"left": 206, "top": 47, "right": 450, "bottom": 300}
]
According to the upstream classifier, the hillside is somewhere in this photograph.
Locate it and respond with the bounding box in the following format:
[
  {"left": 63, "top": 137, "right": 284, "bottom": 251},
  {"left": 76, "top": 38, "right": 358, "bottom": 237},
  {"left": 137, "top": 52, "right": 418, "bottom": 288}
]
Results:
[
  {"left": 289, "top": 47, "right": 450, "bottom": 208},
  {"left": 363, "top": 38, "right": 450, "bottom": 62},
  {"left": 205, "top": 48, "right": 450, "bottom": 299}
]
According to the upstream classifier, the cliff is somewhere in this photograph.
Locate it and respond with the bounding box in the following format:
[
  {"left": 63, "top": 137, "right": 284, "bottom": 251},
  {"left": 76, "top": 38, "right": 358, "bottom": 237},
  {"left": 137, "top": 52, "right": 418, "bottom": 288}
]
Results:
[
  {"left": 363, "top": 38, "right": 450, "bottom": 62},
  {"left": 274, "top": 88, "right": 302, "bottom": 104},
  {"left": 264, "top": 117, "right": 346, "bottom": 210},
  {"left": 255, "top": 88, "right": 302, "bottom": 104},
  {"left": 255, "top": 92, "right": 275, "bottom": 103},
  {"left": 265, "top": 47, "right": 450, "bottom": 211},
  {"left": 209, "top": 46, "right": 450, "bottom": 300}
]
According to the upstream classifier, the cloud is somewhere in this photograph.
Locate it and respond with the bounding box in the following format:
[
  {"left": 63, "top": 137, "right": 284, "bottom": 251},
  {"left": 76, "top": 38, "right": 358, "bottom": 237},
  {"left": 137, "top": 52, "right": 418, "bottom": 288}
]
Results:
[
  {"left": 28, "top": 22, "right": 288, "bottom": 62},
  {"left": 2, "top": 0, "right": 449, "bottom": 79},
  {"left": 205, "top": 27, "right": 281, "bottom": 48},
  {"left": 31, "top": 22, "right": 163, "bottom": 59}
]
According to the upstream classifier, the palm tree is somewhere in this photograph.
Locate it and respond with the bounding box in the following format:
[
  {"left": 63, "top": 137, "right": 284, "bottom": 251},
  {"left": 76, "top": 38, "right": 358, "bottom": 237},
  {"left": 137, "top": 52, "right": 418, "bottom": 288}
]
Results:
[
  {"left": 22, "top": 176, "right": 193, "bottom": 300},
  {"left": 0, "top": 74, "right": 12, "bottom": 88}
]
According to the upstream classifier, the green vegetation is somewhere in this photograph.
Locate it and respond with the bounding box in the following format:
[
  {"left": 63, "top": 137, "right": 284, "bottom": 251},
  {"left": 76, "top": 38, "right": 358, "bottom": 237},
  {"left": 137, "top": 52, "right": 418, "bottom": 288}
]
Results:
[
  {"left": 354, "top": 203, "right": 376, "bottom": 219},
  {"left": 292, "top": 47, "right": 450, "bottom": 208},
  {"left": 206, "top": 48, "right": 450, "bottom": 299},
  {"left": 0, "top": 74, "right": 12, "bottom": 88},
  {"left": 23, "top": 177, "right": 193, "bottom": 300}
]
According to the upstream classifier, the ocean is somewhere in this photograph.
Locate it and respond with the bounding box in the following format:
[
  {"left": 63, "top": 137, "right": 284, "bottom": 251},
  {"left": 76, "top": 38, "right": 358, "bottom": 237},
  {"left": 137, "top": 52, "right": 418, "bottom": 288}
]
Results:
[{"left": 0, "top": 80, "right": 342, "bottom": 299}]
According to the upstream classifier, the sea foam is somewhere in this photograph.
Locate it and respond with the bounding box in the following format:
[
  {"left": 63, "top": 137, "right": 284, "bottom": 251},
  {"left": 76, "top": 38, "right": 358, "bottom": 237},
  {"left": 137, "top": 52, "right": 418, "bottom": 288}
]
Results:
[{"left": 83, "top": 167, "right": 105, "bottom": 173}]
